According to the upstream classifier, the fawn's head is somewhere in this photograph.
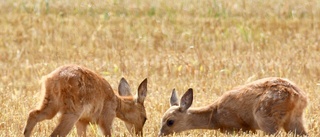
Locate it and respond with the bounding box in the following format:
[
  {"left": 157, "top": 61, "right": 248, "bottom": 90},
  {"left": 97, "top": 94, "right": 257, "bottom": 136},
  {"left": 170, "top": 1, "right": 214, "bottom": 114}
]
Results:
[
  {"left": 117, "top": 78, "right": 148, "bottom": 136},
  {"left": 159, "top": 88, "right": 193, "bottom": 136}
]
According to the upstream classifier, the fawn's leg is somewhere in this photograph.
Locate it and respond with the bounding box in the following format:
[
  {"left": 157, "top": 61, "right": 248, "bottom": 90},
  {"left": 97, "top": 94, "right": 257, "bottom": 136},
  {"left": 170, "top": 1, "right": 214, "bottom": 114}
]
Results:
[
  {"left": 256, "top": 117, "right": 280, "bottom": 134},
  {"left": 23, "top": 97, "right": 59, "bottom": 137},
  {"left": 50, "top": 113, "right": 81, "bottom": 137},
  {"left": 76, "top": 120, "right": 89, "bottom": 137},
  {"left": 254, "top": 109, "right": 283, "bottom": 134},
  {"left": 98, "top": 112, "right": 116, "bottom": 137},
  {"left": 98, "top": 103, "right": 116, "bottom": 137},
  {"left": 284, "top": 115, "right": 308, "bottom": 136}
]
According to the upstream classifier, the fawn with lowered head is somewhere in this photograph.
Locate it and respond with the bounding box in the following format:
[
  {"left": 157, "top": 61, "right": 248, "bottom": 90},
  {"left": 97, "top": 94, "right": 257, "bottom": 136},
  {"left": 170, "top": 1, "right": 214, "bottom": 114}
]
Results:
[
  {"left": 159, "top": 77, "right": 308, "bottom": 136},
  {"left": 23, "top": 65, "right": 148, "bottom": 137}
]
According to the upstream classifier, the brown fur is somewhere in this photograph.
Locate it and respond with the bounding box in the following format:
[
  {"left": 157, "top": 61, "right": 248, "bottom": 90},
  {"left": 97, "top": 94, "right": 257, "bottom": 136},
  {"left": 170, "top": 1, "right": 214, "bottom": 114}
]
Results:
[
  {"left": 23, "top": 65, "right": 148, "bottom": 137},
  {"left": 159, "top": 77, "right": 308, "bottom": 136}
]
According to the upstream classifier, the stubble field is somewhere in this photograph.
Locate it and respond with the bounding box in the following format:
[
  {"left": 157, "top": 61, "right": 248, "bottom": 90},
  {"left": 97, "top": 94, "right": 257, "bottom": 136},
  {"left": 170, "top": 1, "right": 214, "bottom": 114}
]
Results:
[{"left": 0, "top": 0, "right": 319, "bottom": 136}]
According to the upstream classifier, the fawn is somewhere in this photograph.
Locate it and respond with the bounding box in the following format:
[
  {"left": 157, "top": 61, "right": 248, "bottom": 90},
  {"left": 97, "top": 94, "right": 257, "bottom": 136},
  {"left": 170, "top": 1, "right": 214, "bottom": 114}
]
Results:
[
  {"left": 159, "top": 77, "right": 308, "bottom": 136},
  {"left": 23, "top": 65, "right": 148, "bottom": 137}
]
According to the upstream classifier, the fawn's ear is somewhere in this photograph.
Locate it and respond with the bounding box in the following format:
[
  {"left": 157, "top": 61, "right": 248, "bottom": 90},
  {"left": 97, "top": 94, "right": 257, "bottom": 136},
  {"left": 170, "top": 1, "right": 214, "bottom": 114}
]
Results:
[
  {"left": 118, "top": 78, "right": 132, "bottom": 96},
  {"left": 137, "top": 78, "right": 148, "bottom": 104},
  {"left": 170, "top": 89, "right": 179, "bottom": 106},
  {"left": 179, "top": 88, "right": 193, "bottom": 111}
]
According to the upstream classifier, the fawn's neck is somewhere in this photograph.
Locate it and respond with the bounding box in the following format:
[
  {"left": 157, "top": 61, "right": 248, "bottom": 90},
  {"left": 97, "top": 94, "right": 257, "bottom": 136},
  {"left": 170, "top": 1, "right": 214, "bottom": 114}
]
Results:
[
  {"left": 115, "top": 96, "right": 135, "bottom": 121},
  {"left": 186, "top": 104, "right": 218, "bottom": 130}
]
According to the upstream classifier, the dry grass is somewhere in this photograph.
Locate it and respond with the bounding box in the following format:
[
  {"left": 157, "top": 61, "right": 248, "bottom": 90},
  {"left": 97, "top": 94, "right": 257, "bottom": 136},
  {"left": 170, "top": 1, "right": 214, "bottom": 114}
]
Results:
[{"left": 0, "top": 0, "right": 319, "bottom": 136}]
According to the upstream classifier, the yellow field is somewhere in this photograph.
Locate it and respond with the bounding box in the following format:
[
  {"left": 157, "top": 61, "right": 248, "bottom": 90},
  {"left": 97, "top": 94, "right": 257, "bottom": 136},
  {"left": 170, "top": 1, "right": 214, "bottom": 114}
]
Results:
[{"left": 0, "top": 0, "right": 319, "bottom": 136}]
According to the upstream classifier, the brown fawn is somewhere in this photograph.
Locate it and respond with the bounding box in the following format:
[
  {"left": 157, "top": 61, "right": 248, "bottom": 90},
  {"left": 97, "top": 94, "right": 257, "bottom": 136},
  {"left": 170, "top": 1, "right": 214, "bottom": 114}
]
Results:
[
  {"left": 159, "top": 77, "right": 308, "bottom": 136},
  {"left": 23, "top": 65, "right": 148, "bottom": 137}
]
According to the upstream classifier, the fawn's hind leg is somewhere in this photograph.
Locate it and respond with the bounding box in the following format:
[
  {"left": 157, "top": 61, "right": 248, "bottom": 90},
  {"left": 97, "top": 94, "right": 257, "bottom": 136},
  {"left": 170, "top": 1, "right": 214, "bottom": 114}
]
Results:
[
  {"left": 284, "top": 115, "right": 308, "bottom": 136},
  {"left": 23, "top": 97, "right": 59, "bottom": 137}
]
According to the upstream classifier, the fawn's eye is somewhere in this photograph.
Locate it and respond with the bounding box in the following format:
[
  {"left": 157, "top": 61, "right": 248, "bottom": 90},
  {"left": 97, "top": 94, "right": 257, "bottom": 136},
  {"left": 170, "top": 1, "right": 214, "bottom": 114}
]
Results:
[{"left": 166, "top": 119, "right": 174, "bottom": 127}]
